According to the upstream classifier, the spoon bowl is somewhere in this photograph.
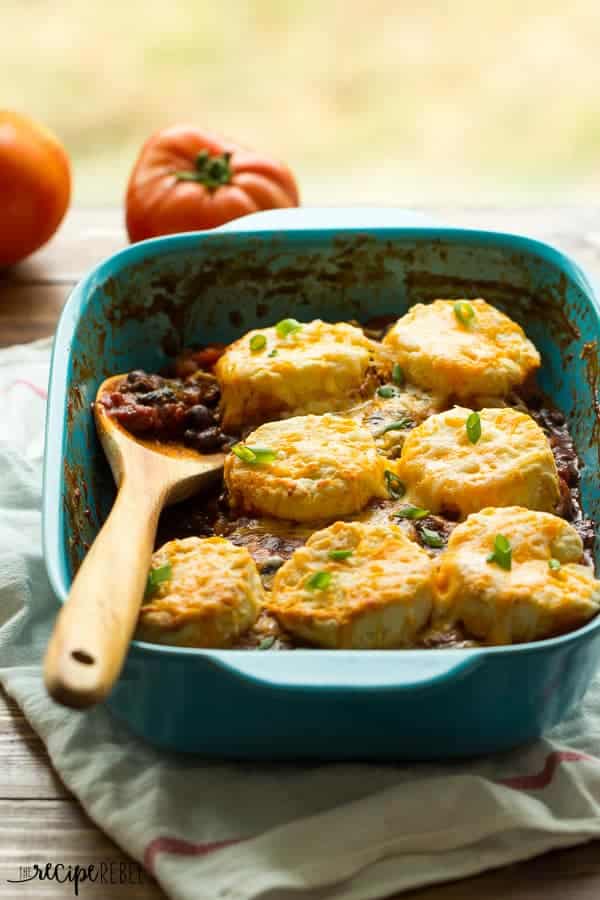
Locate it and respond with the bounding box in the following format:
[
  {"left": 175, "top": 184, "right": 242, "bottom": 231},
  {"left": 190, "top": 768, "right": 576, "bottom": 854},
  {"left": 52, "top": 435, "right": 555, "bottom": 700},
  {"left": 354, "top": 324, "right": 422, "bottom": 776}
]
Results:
[{"left": 44, "top": 374, "right": 225, "bottom": 709}]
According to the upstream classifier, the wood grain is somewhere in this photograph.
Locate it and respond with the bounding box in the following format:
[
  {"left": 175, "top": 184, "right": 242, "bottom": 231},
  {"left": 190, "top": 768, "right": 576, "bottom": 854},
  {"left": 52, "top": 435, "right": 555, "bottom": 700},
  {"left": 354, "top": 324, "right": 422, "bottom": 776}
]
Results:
[
  {"left": 403, "top": 841, "right": 600, "bottom": 900},
  {"left": 0, "top": 283, "right": 71, "bottom": 348},
  {"left": 0, "top": 691, "right": 69, "bottom": 800},
  {"left": 1, "top": 207, "right": 600, "bottom": 900},
  {"left": 0, "top": 797, "right": 162, "bottom": 898}
]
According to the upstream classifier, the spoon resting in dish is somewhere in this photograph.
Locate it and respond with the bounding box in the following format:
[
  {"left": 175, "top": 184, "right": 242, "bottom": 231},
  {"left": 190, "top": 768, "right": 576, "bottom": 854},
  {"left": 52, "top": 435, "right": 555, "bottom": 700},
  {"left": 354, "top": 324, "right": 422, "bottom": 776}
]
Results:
[{"left": 44, "top": 374, "right": 225, "bottom": 709}]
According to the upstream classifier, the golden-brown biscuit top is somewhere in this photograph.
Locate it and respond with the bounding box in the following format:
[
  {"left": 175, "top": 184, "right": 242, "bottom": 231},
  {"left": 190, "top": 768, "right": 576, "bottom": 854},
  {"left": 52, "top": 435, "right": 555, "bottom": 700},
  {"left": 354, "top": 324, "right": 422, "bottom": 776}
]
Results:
[
  {"left": 398, "top": 406, "right": 560, "bottom": 518},
  {"left": 383, "top": 298, "right": 540, "bottom": 400},
  {"left": 136, "top": 536, "right": 262, "bottom": 647},
  {"left": 434, "top": 506, "right": 600, "bottom": 644},
  {"left": 268, "top": 520, "right": 435, "bottom": 648},
  {"left": 224, "top": 414, "right": 390, "bottom": 522}
]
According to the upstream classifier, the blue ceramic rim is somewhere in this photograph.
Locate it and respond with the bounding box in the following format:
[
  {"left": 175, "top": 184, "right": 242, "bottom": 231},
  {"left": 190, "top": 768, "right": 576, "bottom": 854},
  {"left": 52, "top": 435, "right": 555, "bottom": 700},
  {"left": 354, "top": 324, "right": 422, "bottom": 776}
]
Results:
[{"left": 42, "top": 222, "right": 600, "bottom": 678}]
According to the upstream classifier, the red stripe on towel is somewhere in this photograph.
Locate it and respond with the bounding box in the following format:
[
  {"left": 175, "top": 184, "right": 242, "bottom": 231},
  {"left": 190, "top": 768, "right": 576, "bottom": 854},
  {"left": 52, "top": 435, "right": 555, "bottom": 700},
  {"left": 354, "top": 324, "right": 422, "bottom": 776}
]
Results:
[
  {"left": 144, "top": 836, "right": 243, "bottom": 874},
  {"left": 498, "top": 750, "right": 592, "bottom": 790},
  {"left": 9, "top": 379, "right": 48, "bottom": 399}
]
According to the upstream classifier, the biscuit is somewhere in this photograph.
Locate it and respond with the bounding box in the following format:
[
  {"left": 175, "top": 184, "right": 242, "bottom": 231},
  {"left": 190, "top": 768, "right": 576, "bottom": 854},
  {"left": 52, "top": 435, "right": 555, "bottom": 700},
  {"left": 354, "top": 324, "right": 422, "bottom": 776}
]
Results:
[
  {"left": 268, "top": 520, "right": 435, "bottom": 648},
  {"left": 216, "top": 319, "right": 377, "bottom": 429},
  {"left": 136, "top": 536, "right": 262, "bottom": 647},
  {"left": 224, "top": 414, "right": 390, "bottom": 522},
  {"left": 434, "top": 506, "right": 600, "bottom": 644},
  {"left": 383, "top": 299, "right": 540, "bottom": 400},
  {"left": 398, "top": 406, "right": 559, "bottom": 518}
]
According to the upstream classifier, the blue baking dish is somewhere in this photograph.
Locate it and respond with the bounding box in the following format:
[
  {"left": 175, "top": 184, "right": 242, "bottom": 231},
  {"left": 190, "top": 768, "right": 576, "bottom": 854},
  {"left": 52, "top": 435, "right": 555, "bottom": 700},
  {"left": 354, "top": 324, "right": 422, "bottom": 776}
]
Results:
[{"left": 43, "top": 208, "right": 600, "bottom": 759}]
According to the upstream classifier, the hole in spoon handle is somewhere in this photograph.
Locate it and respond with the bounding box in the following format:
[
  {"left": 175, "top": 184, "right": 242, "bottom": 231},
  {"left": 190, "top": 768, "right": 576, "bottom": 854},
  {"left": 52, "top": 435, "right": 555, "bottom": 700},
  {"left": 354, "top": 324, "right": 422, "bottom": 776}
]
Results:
[{"left": 71, "top": 649, "right": 96, "bottom": 666}]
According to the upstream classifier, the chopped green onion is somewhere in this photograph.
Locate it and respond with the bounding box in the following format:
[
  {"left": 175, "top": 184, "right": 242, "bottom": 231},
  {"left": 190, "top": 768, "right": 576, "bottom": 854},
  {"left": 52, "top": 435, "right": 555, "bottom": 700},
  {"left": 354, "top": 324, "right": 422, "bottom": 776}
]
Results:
[
  {"left": 232, "top": 443, "right": 257, "bottom": 463},
  {"left": 420, "top": 527, "right": 445, "bottom": 548},
  {"left": 328, "top": 549, "right": 353, "bottom": 561},
  {"left": 548, "top": 558, "right": 561, "bottom": 571},
  {"left": 257, "top": 636, "right": 276, "bottom": 650},
  {"left": 466, "top": 411, "right": 482, "bottom": 444},
  {"left": 384, "top": 470, "right": 406, "bottom": 499},
  {"left": 144, "top": 562, "right": 172, "bottom": 600},
  {"left": 487, "top": 534, "right": 512, "bottom": 571},
  {"left": 377, "top": 385, "right": 397, "bottom": 399},
  {"left": 396, "top": 505, "right": 429, "bottom": 520},
  {"left": 454, "top": 300, "right": 476, "bottom": 327},
  {"left": 231, "top": 444, "right": 277, "bottom": 464},
  {"left": 275, "top": 318, "right": 302, "bottom": 338},
  {"left": 268, "top": 349, "right": 278, "bottom": 357},
  {"left": 391, "top": 363, "right": 404, "bottom": 386},
  {"left": 248, "top": 446, "right": 277, "bottom": 463},
  {"left": 249, "top": 333, "right": 267, "bottom": 352},
  {"left": 375, "top": 418, "right": 412, "bottom": 437},
  {"left": 306, "top": 570, "right": 332, "bottom": 590}
]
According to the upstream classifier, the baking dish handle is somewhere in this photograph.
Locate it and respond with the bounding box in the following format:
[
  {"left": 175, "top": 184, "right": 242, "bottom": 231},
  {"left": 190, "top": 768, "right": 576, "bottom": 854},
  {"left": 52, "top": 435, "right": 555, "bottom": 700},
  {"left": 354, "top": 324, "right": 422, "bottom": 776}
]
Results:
[
  {"left": 214, "top": 206, "right": 439, "bottom": 233},
  {"left": 206, "top": 650, "right": 483, "bottom": 693}
]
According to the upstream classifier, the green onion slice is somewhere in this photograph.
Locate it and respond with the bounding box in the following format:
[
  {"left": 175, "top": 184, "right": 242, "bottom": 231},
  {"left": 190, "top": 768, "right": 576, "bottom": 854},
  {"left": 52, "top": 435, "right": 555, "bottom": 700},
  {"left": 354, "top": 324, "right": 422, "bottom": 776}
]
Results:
[
  {"left": 268, "top": 349, "right": 278, "bottom": 357},
  {"left": 377, "top": 385, "right": 397, "bottom": 399},
  {"left": 328, "top": 549, "right": 353, "bottom": 561},
  {"left": 144, "top": 562, "right": 172, "bottom": 600},
  {"left": 391, "top": 363, "right": 404, "bottom": 386},
  {"left": 249, "top": 333, "right": 267, "bottom": 352},
  {"left": 384, "top": 470, "right": 406, "bottom": 499},
  {"left": 466, "top": 411, "right": 482, "bottom": 444},
  {"left": 396, "top": 505, "right": 429, "bottom": 519},
  {"left": 548, "top": 558, "right": 561, "bottom": 571},
  {"left": 487, "top": 534, "right": 512, "bottom": 570},
  {"left": 454, "top": 300, "right": 476, "bottom": 326},
  {"left": 275, "top": 318, "right": 302, "bottom": 338},
  {"left": 305, "top": 570, "right": 332, "bottom": 590},
  {"left": 231, "top": 444, "right": 277, "bottom": 464},
  {"left": 257, "top": 636, "right": 276, "bottom": 650},
  {"left": 420, "top": 526, "right": 445, "bottom": 548},
  {"left": 232, "top": 443, "right": 257, "bottom": 463},
  {"left": 375, "top": 418, "right": 412, "bottom": 438}
]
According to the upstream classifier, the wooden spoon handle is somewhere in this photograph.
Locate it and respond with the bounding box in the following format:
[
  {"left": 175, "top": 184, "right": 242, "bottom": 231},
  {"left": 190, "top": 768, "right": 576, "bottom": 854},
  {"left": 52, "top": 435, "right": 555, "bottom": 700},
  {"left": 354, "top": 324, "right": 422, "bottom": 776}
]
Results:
[{"left": 44, "top": 472, "right": 166, "bottom": 708}]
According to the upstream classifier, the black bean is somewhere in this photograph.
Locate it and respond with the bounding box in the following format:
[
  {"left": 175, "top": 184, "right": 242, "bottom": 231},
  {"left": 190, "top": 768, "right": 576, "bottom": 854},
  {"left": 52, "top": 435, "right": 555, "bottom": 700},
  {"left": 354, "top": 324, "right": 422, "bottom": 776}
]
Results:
[
  {"left": 127, "top": 369, "right": 147, "bottom": 384},
  {"left": 138, "top": 386, "right": 177, "bottom": 405},
  {"left": 126, "top": 370, "right": 159, "bottom": 393},
  {"left": 220, "top": 434, "right": 237, "bottom": 450},
  {"left": 186, "top": 404, "right": 213, "bottom": 430},
  {"left": 184, "top": 427, "right": 223, "bottom": 452},
  {"left": 200, "top": 383, "right": 220, "bottom": 407},
  {"left": 217, "top": 491, "right": 230, "bottom": 512}
]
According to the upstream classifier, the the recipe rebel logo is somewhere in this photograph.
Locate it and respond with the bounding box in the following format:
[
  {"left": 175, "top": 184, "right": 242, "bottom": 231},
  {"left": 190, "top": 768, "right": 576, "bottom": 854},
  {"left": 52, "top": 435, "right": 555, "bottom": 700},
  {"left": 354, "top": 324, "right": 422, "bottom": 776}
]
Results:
[{"left": 6, "top": 860, "right": 146, "bottom": 895}]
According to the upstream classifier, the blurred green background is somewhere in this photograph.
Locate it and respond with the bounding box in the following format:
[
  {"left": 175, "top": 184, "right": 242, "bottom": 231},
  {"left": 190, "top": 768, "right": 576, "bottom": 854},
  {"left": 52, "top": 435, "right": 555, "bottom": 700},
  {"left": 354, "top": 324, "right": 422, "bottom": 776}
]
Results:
[{"left": 4, "top": 0, "right": 600, "bottom": 206}]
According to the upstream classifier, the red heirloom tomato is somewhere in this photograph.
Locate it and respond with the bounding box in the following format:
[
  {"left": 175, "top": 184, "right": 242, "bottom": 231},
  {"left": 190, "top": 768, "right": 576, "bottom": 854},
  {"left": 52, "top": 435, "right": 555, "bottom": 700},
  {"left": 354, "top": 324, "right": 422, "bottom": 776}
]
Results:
[
  {"left": 0, "top": 111, "right": 71, "bottom": 267},
  {"left": 125, "top": 126, "right": 300, "bottom": 242}
]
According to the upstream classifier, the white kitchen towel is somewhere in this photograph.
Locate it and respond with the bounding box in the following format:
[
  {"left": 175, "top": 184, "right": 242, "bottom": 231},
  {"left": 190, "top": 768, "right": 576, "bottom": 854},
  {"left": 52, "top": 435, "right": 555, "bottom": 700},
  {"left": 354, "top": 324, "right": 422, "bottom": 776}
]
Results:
[{"left": 1, "top": 337, "right": 600, "bottom": 900}]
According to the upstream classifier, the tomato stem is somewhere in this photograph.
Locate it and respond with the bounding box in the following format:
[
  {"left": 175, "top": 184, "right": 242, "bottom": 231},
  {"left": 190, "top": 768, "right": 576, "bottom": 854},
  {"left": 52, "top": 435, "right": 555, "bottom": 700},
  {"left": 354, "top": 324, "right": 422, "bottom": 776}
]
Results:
[{"left": 173, "top": 150, "right": 233, "bottom": 189}]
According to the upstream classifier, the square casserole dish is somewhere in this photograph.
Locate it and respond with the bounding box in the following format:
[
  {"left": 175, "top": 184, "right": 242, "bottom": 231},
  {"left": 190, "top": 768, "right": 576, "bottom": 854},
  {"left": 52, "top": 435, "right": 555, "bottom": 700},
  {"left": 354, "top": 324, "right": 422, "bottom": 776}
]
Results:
[{"left": 43, "top": 208, "right": 600, "bottom": 759}]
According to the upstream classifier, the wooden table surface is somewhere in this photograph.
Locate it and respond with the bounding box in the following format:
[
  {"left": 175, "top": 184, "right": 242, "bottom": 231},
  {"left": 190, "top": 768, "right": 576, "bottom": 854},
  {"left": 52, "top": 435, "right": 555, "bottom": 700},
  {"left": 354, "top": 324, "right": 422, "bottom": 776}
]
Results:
[{"left": 1, "top": 207, "right": 600, "bottom": 898}]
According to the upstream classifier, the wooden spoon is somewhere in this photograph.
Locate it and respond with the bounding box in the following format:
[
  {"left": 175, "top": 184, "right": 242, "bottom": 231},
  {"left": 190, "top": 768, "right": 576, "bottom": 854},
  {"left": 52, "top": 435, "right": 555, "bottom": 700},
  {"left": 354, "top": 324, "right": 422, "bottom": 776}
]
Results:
[{"left": 44, "top": 374, "right": 225, "bottom": 709}]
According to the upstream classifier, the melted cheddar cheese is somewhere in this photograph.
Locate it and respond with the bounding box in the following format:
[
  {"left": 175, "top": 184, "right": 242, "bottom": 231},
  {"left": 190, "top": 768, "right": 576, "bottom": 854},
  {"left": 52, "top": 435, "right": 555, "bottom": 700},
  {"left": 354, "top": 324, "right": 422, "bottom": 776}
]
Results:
[
  {"left": 268, "top": 521, "right": 435, "bottom": 648},
  {"left": 433, "top": 507, "right": 600, "bottom": 644},
  {"left": 216, "top": 319, "right": 377, "bottom": 429},
  {"left": 136, "top": 537, "right": 262, "bottom": 647},
  {"left": 383, "top": 298, "right": 540, "bottom": 401},
  {"left": 224, "top": 414, "right": 390, "bottom": 522},
  {"left": 398, "top": 406, "right": 560, "bottom": 518}
]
